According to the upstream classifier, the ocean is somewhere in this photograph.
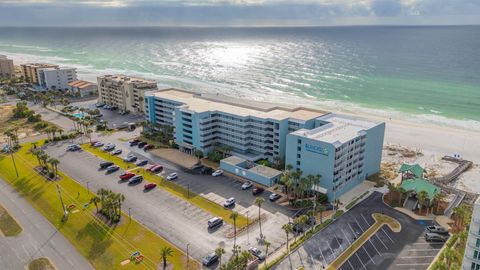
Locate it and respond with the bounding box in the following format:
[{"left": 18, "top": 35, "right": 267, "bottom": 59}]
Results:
[{"left": 0, "top": 26, "right": 479, "bottom": 130}]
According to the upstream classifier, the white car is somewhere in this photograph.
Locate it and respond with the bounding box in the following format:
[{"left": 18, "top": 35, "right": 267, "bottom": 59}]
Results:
[
  {"left": 102, "top": 143, "right": 115, "bottom": 151},
  {"left": 123, "top": 155, "right": 137, "bottom": 162},
  {"left": 241, "top": 181, "right": 253, "bottom": 190},
  {"left": 212, "top": 170, "right": 223, "bottom": 177},
  {"left": 223, "top": 197, "right": 236, "bottom": 208},
  {"left": 167, "top": 172, "right": 178, "bottom": 180},
  {"left": 93, "top": 141, "right": 104, "bottom": 147}
]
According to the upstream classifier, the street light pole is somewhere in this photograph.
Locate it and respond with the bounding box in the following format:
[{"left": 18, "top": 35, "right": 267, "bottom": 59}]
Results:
[
  {"left": 56, "top": 184, "right": 68, "bottom": 221},
  {"left": 86, "top": 181, "right": 90, "bottom": 194},
  {"left": 128, "top": 207, "right": 131, "bottom": 222},
  {"left": 10, "top": 151, "right": 18, "bottom": 177},
  {"left": 186, "top": 243, "right": 190, "bottom": 270},
  {"left": 246, "top": 210, "right": 250, "bottom": 245}
]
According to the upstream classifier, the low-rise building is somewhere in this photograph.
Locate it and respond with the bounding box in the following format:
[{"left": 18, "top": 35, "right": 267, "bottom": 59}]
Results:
[
  {"left": 98, "top": 75, "right": 157, "bottom": 114},
  {"left": 37, "top": 67, "right": 77, "bottom": 91},
  {"left": 0, "top": 55, "right": 15, "bottom": 78},
  {"left": 145, "top": 88, "right": 385, "bottom": 198},
  {"left": 68, "top": 80, "right": 97, "bottom": 97},
  {"left": 20, "top": 63, "right": 58, "bottom": 84},
  {"left": 462, "top": 197, "right": 480, "bottom": 270}
]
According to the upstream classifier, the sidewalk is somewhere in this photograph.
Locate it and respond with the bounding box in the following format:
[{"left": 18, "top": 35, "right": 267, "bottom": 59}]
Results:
[
  {"left": 0, "top": 178, "right": 94, "bottom": 270},
  {"left": 394, "top": 207, "right": 434, "bottom": 220}
]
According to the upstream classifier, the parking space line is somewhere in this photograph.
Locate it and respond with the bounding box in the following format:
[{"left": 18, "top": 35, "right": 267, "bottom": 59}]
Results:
[
  {"left": 354, "top": 218, "right": 365, "bottom": 232},
  {"left": 374, "top": 232, "right": 389, "bottom": 250},
  {"left": 380, "top": 227, "right": 395, "bottom": 243},
  {"left": 340, "top": 228, "right": 352, "bottom": 245},
  {"left": 348, "top": 259, "right": 355, "bottom": 270},
  {"left": 361, "top": 213, "right": 373, "bottom": 227},
  {"left": 318, "top": 247, "right": 327, "bottom": 266},
  {"left": 361, "top": 243, "right": 375, "bottom": 265},
  {"left": 368, "top": 235, "right": 382, "bottom": 256},
  {"left": 355, "top": 250, "right": 367, "bottom": 270}
]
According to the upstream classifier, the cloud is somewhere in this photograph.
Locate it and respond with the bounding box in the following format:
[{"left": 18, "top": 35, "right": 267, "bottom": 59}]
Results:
[{"left": 0, "top": 0, "right": 479, "bottom": 26}]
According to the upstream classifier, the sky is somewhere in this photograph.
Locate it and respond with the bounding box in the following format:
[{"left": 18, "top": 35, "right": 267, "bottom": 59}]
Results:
[{"left": 0, "top": 0, "right": 479, "bottom": 26}]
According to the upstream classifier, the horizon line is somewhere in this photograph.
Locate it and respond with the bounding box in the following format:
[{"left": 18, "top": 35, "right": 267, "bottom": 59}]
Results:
[{"left": 1, "top": 24, "right": 479, "bottom": 28}]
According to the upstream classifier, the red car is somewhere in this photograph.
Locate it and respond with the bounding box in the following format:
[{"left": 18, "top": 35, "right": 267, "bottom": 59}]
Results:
[
  {"left": 252, "top": 186, "right": 265, "bottom": 196},
  {"left": 149, "top": 165, "right": 163, "bottom": 173},
  {"left": 119, "top": 172, "right": 135, "bottom": 180},
  {"left": 90, "top": 140, "right": 98, "bottom": 146},
  {"left": 144, "top": 183, "right": 157, "bottom": 190},
  {"left": 143, "top": 144, "right": 154, "bottom": 151}
]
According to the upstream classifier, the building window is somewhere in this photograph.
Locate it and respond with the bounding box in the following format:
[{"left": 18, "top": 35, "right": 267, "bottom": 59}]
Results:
[
  {"left": 296, "top": 161, "right": 301, "bottom": 166},
  {"left": 297, "top": 146, "right": 301, "bottom": 151},
  {"left": 476, "top": 238, "right": 480, "bottom": 248},
  {"left": 475, "top": 250, "right": 480, "bottom": 260},
  {"left": 297, "top": 154, "right": 301, "bottom": 159},
  {"left": 297, "top": 139, "right": 302, "bottom": 144}
]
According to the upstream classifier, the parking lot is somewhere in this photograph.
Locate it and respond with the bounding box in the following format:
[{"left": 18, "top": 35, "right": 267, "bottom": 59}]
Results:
[{"left": 273, "top": 192, "right": 441, "bottom": 270}]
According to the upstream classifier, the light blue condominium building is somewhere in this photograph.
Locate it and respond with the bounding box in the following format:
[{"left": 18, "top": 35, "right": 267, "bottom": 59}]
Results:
[{"left": 145, "top": 88, "right": 385, "bottom": 200}]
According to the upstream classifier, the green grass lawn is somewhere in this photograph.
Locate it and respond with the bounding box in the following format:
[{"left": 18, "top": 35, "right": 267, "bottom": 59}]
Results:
[
  {"left": 0, "top": 204, "right": 22, "bottom": 237},
  {"left": 0, "top": 144, "right": 198, "bottom": 270},
  {"left": 28, "top": 257, "right": 56, "bottom": 270},
  {"left": 83, "top": 144, "right": 248, "bottom": 228}
]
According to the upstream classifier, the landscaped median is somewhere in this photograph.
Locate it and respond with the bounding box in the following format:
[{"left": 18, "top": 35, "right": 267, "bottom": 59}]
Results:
[
  {"left": 0, "top": 144, "right": 198, "bottom": 270},
  {"left": 327, "top": 213, "right": 401, "bottom": 270},
  {"left": 0, "top": 204, "right": 22, "bottom": 236},
  {"left": 82, "top": 144, "right": 249, "bottom": 228}
]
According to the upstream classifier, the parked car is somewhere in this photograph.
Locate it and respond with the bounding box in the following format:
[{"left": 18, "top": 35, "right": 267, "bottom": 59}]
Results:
[
  {"left": 135, "top": 160, "right": 148, "bottom": 166},
  {"left": 241, "top": 181, "right": 253, "bottom": 190},
  {"left": 111, "top": 149, "right": 122, "bottom": 155},
  {"left": 269, "top": 193, "right": 281, "bottom": 201},
  {"left": 292, "top": 222, "right": 304, "bottom": 234},
  {"left": 119, "top": 172, "right": 135, "bottom": 180},
  {"left": 143, "top": 144, "right": 154, "bottom": 151},
  {"left": 138, "top": 141, "right": 147, "bottom": 148},
  {"left": 426, "top": 225, "right": 449, "bottom": 235},
  {"left": 104, "top": 105, "right": 112, "bottom": 110},
  {"left": 128, "top": 175, "right": 143, "bottom": 185},
  {"left": 252, "top": 186, "right": 265, "bottom": 195},
  {"left": 166, "top": 172, "right": 178, "bottom": 180},
  {"left": 106, "top": 165, "right": 120, "bottom": 173},
  {"left": 124, "top": 155, "right": 137, "bottom": 162},
  {"left": 144, "top": 183, "right": 157, "bottom": 190},
  {"left": 248, "top": 247, "right": 266, "bottom": 261},
  {"left": 102, "top": 143, "right": 115, "bottom": 151},
  {"left": 129, "top": 139, "right": 140, "bottom": 146},
  {"left": 223, "top": 197, "right": 236, "bottom": 208},
  {"left": 95, "top": 103, "right": 105, "bottom": 108},
  {"left": 99, "top": 161, "right": 114, "bottom": 169},
  {"left": 212, "top": 170, "right": 223, "bottom": 177},
  {"left": 93, "top": 141, "right": 104, "bottom": 147},
  {"left": 147, "top": 164, "right": 163, "bottom": 173},
  {"left": 202, "top": 252, "right": 219, "bottom": 266},
  {"left": 90, "top": 140, "right": 98, "bottom": 146},
  {"left": 66, "top": 144, "right": 81, "bottom": 151},
  {"left": 425, "top": 232, "right": 449, "bottom": 242},
  {"left": 201, "top": 166, "right": 213, "bottom": 175},
  {"left": 207, "top": 217, "right": 223, "bottom": 229}
]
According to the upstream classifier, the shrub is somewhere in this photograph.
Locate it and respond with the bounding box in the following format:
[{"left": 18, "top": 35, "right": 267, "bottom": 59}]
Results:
[
  {"left": 44, "top": 139, "right": 49, "bottom": 144},
  {"left": 34, "top": 122, "right": 48, "bottom": 130},
  {"left": 333, "top": 210, "right": 344, "bottom": 219}
]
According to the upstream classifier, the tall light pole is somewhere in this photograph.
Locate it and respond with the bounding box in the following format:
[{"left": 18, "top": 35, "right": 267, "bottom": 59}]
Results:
[
  {"left": 246, "top": 210, "right": 250, "bottom": 245},
  {"left": 86, "top": 181, "right": 90, "bottom": 194},
  {"left": 56, "top": 184, "right": 68, "bottom": 221},
  {"left": 186, "top": 243, "right": 190, "bottom": 270},
  {"left": 10, "top": 151, "right": 18, "bottom": 177}
]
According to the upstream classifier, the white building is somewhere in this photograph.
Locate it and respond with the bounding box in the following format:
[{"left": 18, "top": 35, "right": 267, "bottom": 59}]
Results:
[
  {"left": 462, "top": 197, "right": 480, "bottom": 270},
  {"left": 37, "top": 67, "right": 77, "bottom": 91},
  {"left": 0, "top": 55, "right": 15, "bottom": 79},
  {"left": 98, "top": 75, "right": 158, "bottom": 114},
  {"left": 68, "top": 80, "right": 97, "bottom": 97}
]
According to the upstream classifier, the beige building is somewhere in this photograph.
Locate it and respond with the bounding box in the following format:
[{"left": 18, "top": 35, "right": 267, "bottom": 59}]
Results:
[
  {"left": 0, "top": 55, "right": 15, "bottom": 79},
  {"left": 97, "top": 75, "right": 158, "bottom": 114},
  {"left": 20, "top": 63, "right": 58, "bottom": 84}
]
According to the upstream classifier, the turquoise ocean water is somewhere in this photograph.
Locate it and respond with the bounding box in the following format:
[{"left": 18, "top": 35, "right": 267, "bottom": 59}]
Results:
[{"left": 0, "top": 26, "right": 479, "bottom": 130}]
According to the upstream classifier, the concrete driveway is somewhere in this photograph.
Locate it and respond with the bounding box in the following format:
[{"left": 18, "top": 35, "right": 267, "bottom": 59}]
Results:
[
  {"left": 0, "top": 178, "right": 94, "bottom": 270},
  {"left": 273, "top": 192, "right": 439, "bottom": 270}
]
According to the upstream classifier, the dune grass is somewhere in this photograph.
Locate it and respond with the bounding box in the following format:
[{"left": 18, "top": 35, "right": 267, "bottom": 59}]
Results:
[
  {"left": 82, "top": 144, "right": 248, "bottom": 228},
  {"left": 0, "top": 204, "right": 22, "bottom": 237},
  {"left": 0, "top": 144, "right": 198, "bottom": 270}
]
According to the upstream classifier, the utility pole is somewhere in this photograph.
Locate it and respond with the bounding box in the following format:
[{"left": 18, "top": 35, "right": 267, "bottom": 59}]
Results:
[
  {"left": 56, "top": 184, "right": 68, "bottom": 221},
  {"left": 187, "top": 184, "right": 190, "bottom": 199},
  {"left": 10, "top": 151, "right": 18, "bottom": 177},
  {"left": 128, "top": 207, "right": 131, "bottom": 222},
  {"left": 86, "top": 182, "right": 90, "bottom": 194},
  {"left": 246, "top": 210, "right": 250, "bottom": 245},
  {"left": 186, "top": 243, "right": 190, "bottom": 270}
]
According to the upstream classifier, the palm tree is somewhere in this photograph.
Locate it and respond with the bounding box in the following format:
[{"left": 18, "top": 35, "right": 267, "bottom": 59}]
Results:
[
  {"left": 316, "top": 204, "right": 326, "bottom": 224},
  {"left": 387, "top": 182, "right": 396, "bottom": 202},
  {"left": 230, "top": 211, "right": 239, "bottom": 254},
  {"left": 90, "top": 196, "right": 100, "bottom": 213},
  {"left": 434, "top": 192, "right": 446, "bottom": 214},
  {"left": 263, "top": 240, "right": 271, "bottom": 268},
  {"left": 282, "top": 223, "right": 293, "bottom": 252},
  {"left": 444, "top": 247, "right": 455, "bottom": 266},
  {"left": 417, "top": 190, "right": 429, "bottom": 215},
  {"left": 47, "top": 157, "right": 60, "bottom": 178},
  {"left": 296, "top": 214, "right": 309, "bottom": 237},
  {"left": 397, "top": 186, "right": 407, "bottom": 206},
  {"left": 255, "top": 197, "right": 265, "bottom": 239},
  {"left": 215, "top": 247, "right": 225, "bottom": 267},
  {"left": 160, "top": 246, "right": 173, "bottom": 270}
]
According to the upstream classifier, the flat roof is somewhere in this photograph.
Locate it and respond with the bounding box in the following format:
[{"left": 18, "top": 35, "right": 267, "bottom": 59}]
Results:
[
  {"left": 98, "top": 74, "right": 156, "bottom": 84},
  {"left": 292, "top": 113, "right": 381, "bottom": 144},
  {"left": 150, "top": 88, "right": 328, "bottom": 121},
  {"left": 221, "top": 155, "right": 245, "bottom": 166},
  {"left": 221, "top": 156, "right": 282, "bottom": 178}
]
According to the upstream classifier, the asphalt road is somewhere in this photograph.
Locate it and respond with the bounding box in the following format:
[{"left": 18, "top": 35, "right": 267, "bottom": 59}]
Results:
[
  {"left": 45, "top": 140, "right": 290, "bottom": 268},
  {"left": 273, "top": 192, "right": 439, "bottom": 270},
  {"left": 0, "top": 178, "right": 94, "bottom": 270}
]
